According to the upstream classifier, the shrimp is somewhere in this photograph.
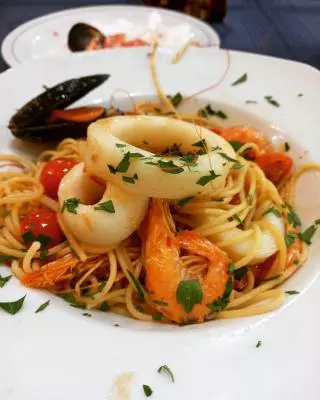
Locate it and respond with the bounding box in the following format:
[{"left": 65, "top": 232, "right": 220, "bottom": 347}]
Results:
[
  {"left": 220, "top": 125, "right": 272, "bottom": 153},
  {"left": 144, "top": 199, "right": 230, "bottom": 324}
]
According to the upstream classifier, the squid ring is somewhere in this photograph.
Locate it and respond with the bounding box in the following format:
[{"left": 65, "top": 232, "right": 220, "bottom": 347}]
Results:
[
  {"left": 58, "top": 163, "right": 149, "bottom": 247},
  {"left": 85, "top": 116, "right": 236, "bottom": 199}
]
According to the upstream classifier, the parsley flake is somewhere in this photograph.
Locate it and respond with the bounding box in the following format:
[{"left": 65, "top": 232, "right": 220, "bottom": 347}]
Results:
[
  {"left": 116, "top": 152, "right": 131, "bottom": 173},
  {"left": 233, "top": 213, "right": 244, "bottom": 225},
  {"left": 108, "top": 164, "right": 117, "bottom": 174},
  {"left": 158, "top": 160, "right": 184, "bottom": 174},
  {"left": 285, "top": 231, "right": 296, "bottom": 247},
  {"left": 233, "top": 266, "right": 249, "bottom": 281},
  {"left": 157, "top": 365, "right": 174, "bottom": 382},
  {"left": 61, "top": 197, "right": 80, "bottom": 214},
  {"left": 0, "top": 255, "right": 17, "bottom": 263},
  {"left": 143, "top": 384, "right": 153, "bottom": 397},
  {"left": 196, "top": 170, "right": 220, "bottom": 186},
  {"left": 94, "top": 200, "right": 115, "bottom": 213},
  {"left": 35, "top": 300, "right": 50, "bottom": 313},
  {"left": 218, "top": 152, "right": 238, "bottom": 163},
  {"left": 207, "top": 277, "right": 233, "bottom": 313},
  {"left": 256, "top": 340, "right": 262, "bottom": 348},
  {"left": 122, "top": 176, "right": 135, "bottom": 184},
  {"left": 170, "top": 92, "right": 183, "bottom": 107},
  {"left": 99, "top": 301, "right": 109, "bottom": 312},
  {"left": 245, "top": 100, "right": 258, "bottom": 104},
  {"left": 176, "top": 279, "right": 203, "bottom": 313},
  {"left": 261, "top": 275, "right": 281, "bottom": 282},
  {"left": 263, "top": 207, "right": 281, "bottom": 218},
  {"left": 116, "top": 143, "right": 126, "bottom": 148},
  {"left": 177, "top": 196, "right": 194, "bottom": 207},
  {"left": 229, "top": 141, "right": 243, "bottom": 152},
  {"left": 0, "top": 274, "right": 12, "bottom": 288},
  {"left": 284, "top": 142, "right": 290, "bottom": 152},
  {"left": 285, "top": 204, "right": 301, "bottom": 228},
  {"left": 264, "top": 96, "right": 280, "bottom": 107},
  {"left": 232, "top": 73, "right": 247, "bottom": 86},
  {"left": 298, "top": 225, "right": 317, "bottom": 245},
  {"left": 82, "top": 312, "right": 92, "bottom": 317},
  {"left": 152, "top": 312, "right": 163, "bottom": 321},
  {"left": 285, "top": 290, "right": 299, "bottom": 295},
  {"left": 127, "top": 270, "right": 144, "bottom": 299},
  {"left": 0, "top": 295, "right": 26, "bottom": 315}
]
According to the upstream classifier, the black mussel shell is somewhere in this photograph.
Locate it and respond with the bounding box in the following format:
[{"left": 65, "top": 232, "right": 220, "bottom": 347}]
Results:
[
  {"left": 68, "top": 23, "right": 105, "bottom": 52},
  {"left": 9, "top": 74, "right": 110, "bottom": 134},
  {"left": 12, "top": 121, "right": 93, "bottom": 143}
]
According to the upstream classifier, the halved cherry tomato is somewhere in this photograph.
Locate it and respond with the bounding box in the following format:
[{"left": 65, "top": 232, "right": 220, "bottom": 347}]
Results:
[
  {"left": 255, "top": 152, "right": 293, "bottom": 185},
  {"left": 49, "top": 106, "right": 105, "bottom": 123},
  {"left": 40, "top": 157, "right": 77, "bottom": 199},
  {"left": 253, "top": 252, "right": 278, "bottom": 285},
  {"left": 20, "top": 208, "right": 64, "bottom": 248}
]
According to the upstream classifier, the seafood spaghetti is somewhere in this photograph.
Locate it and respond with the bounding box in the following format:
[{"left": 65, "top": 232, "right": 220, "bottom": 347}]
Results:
[{"left": 0, "top": 54, "right": 319, "bottom": 325}]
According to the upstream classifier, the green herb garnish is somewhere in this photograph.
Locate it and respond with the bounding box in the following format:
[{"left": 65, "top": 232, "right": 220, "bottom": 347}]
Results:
[
  {"left": 82, "top": 313, "right": 92, "bottom": 317},
  {"left": 157, "top": 365, "right": 174, "bottom": 382},
  {"left": 265, "top": 96, "right": 280, "bottom": 107},
  {"left": 122, "top": 176, "right": 135, "bottom": 184},
  {"left": 99, "top": 301, "right": 109, "bottom": 312},
  {"left": 285, "top": 203, "right": 301, "bottom": 228},
  {"left": 177, "top": 196, "right": 194, "bottom": 207},
  {"left": 284, "top": 142, "right": 290, "bottom": 152},
  {"left": 218, "top": 152, "right": 238, "bottom": 163},
  {"left": 285, "top": 231, "right": 296, "bottom": 247},
  {"left": 229, "top": 141, "right": 243, "bottom": 152},
  {"left": 285, "top": 290, "right": 299, "bottom": 295},
  {"left": 143, "top": 384, "right": 153, "bottom": 397},
  {"left": 256, "top": 340, "right": 262, "bottom": 348},
  {"left": 207, "top": 277, "right": 233, "bottom": 313},
  {"left": 298, "top": 93, "right": 303, "bottom": 97},
  {"left": 154, "top": 300, "right": 169, "bottom": 307},
  {"left": 0, "top": 295, "right": 26, "bottom": 315},
  {"left": 176, "top": 279, "right": 203, "bottom": 313},
  {"left": 192, "top": 139, "right": 207, "bottom": 149},
  {"left": 245, "top": 100, "right": 257, "bottom": 104},
  {"left": 0, "top": 274, "right": 12, "bottom": 288},
  {"left": 180, "top": 153, "right": 197, "bottom": 164},
  {"left": 228, "top": 262, "right": 235, "bottom": 274},
  {"left": 298, "top": 225, "right": 317, "bottom": 245},
  {"left": 127, "top": 270, "right": 144, "bottom": 299},
  {"left": 232, "top": 73, "right": 247, "bottom": 86},
  {"left": 0, "top": 255, "right": 17, "bottom": 263},
  {"left": 234, "top": 266, "right": 249, "bottom": 281},
  {"left": 116, "top": 143, "right": 126, "bottom": 148},
  {"left": 233, "top": 213, "right": 244, "bottom": 225},
  {"left": 170, "top": 92, "right": 183, "bottom": 107},
  {"left": 108, "top": 164, "right": 117, "bottom": 174},
  {"left": 39, "top": 249, "right": 48, "bottom": 260},
  {"left": 35, "top": 300, "right": 50, "bottom": 313},
  {"left": 61, "top": 197, "right": 80, "bottom": 214},
  {"left": 158, "top": 160, "right": 184, "bottom": 174},
  {"left": 116, "top": 152, "right": 131, "bottom": 173},
  {"left": 263, "top": 207, "right": 281, "bottom": 218},
  {"left": 152, "top": 312, "right": 163, "bottom": 321},
  {"left": 196, "top": 170, "right": 220, "bottom": 186},
  {"left": 94, "top": 200, "right": 115, "bottom": 213},
  {"left": 261, "top": 275, "right": 281, "bottom": 282}
]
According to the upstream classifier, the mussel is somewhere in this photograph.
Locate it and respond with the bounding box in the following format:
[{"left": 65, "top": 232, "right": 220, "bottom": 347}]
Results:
[
  {"left": 68, "top": 23, "right": 105, "bottom": 52},
  {"left": 9, "top": 74, "right": 110, "bottom": 142}
]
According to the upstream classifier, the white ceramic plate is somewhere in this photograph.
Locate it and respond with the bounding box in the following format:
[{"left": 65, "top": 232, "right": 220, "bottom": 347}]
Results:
[
  {"left": 1, "top": 47, "right": 320, "bottom": 400},
  {"left": 1, "top": 5, "right": 220, "bottom": 67}
]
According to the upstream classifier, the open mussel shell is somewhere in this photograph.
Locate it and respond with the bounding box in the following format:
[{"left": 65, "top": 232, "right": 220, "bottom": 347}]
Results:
[
  {"left": 9, "top": 74, "right": 110, "bottom": 142},
  {"left": 68, "top": 23, "right": 105, "bottom": 52}
]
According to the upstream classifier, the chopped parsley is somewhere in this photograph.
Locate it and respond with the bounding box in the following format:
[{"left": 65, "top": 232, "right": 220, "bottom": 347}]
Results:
[
  {"left": 232, "top": 73, "right": 248, "bottom": 86},
  {"left": 228, "top": 262, "right": 235, "bottom": 274},
  {"left": 212, "top": 198, "right": 225, "bottom": 202},
  {"left": 256, "top": 340, "right": 262, "bottom": 348},
  {"left": 196, "top": 170, "right": 220, "bottom": 186},
  {"left": 192, "top": 139, "right": 207, "bottom": 149},
  {"left": 298, "top": 93, "right": 303, "bottom": 97},
  {"left": 285, "top": 231, "right": 296, "bottom": 247},
  {"left": 176, "top": 279, "right": 203, "bottom": 313},
  {"left": 177, "top": 196, "right": 194, "bottom": 207},
  {"left": 99, "top": 301, "right": 109, "bottom": 312},
  {"left": 35, "top": 300, "right": 50, "bottom": 313},
  {"left": 315, "top": 219, "right": 320, "bottom": 225},
  {"left": 142, "top": 385, "right": 153, "bottom": 397},
  {"left": 82, "top": 313, "right": 92, "bottom": 317},
  {"left": 154, "top": 300, "right": 169, "bottom": 307},
  {"left": 61, "top": 197, "right": 80, "bottom": 214},
  {"left": 264, "top": 96, "right": 280, "bottom": 107},
  {"left": 158, "top": 160, "right": 184, "bottom": 174},
  {"left": 115, "top": 152, "right": 131, "bottom": 173},
  {"left": 263, "top": 207, "right": 281, "bottom": 218},
  {"left": 284, "top": 142, "right": 290, "bottom": 152},
  {"left": 233, "top": 213, "right": 244, "bottom": 225},
  {"left": 108, "top": 164, "right": 117, "bottom": 174},
  {"left": 94, "top": 200, "right": 115, "bottom": 213},
  {"left": 116, "top": 143, "right": 126, "bottom": 148},
  {"left": 157, "top": 365, "right": 174, "bottom": 382},
  {"left": 207, "top": 277, "right": 233, "bottom": 313},
  {"left": 218, "top": 152, "right": 238, "bottom": 163},
  {"left": 245, "top": 100, "right": 257, "bottom": 104},
  {"left": 285, "top": 290, "right": 299, "bottom": 295},
  {"left": 0, "top": 295, "right": 26, "bottom": 315},
  {"left": 152, "top": 312, "right": 163, "bottom": 321},
  {"left": 0, "top": 255, "right": 17, "bottom": 263},
  {"left": 170, "top": 92, "right": 183, "bottom": 107},
  {"left": 180, "top": 153, "right": 197, "bottom": 164},
  {"left": 127, "top": 270, "right": 144, "bottom": 299},
  {"left": 233, "top": 266, "right": 249, "bottom": 281},
  {"left": 298, "top": 225, "right": 317, "bottom": 245},
  {"left": 0, "top": 274, "right": 12, "bottom": 288},
  {"left": 229, "top": 141, "right": 243, "bottom": 152},
  {"left": 285, "top": 203, "right": 301, "bottom": 228},
  {"left": 261, "top": 275, "right": 281, "bottom": 282}
]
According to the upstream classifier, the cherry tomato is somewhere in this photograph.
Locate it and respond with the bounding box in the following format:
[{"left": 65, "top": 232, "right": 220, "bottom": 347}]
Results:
[
  {"left": 255, "top": 152, "right": 293, "bottom": 185},
  {"left": 40, "top": 157, "right": 76, "bottom": 199},
  {"left": 253, "top": 253, "right": 278, "bottom": 285},
  {"left": 20, "top": 208, "right": 64, "bottom": 248}
]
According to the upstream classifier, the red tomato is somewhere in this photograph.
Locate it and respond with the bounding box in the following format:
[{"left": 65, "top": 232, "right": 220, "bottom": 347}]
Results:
[
  {"left": 40, "top": 157, "right": 76, "bottom": 199},
  {"left": 255, "top": 152, "right": 293, "bottom": 185},
  {"left": 253, "top": 253, "right": 278, "bottom": 285},
  {"left": 20, "top": 208, "right": 64, "bottom": 248}
]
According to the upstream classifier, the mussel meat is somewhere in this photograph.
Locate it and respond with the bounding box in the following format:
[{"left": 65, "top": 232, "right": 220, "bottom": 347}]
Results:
[
  {"left": 68, "top": 23, "right": 105, "bottom": 52},
  {"left": 9, "top": 74, "right": 110, "bottom": 142}
]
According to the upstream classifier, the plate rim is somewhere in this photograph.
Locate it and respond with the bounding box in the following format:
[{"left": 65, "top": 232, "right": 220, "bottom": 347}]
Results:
[{"left": 1, "top": 4, "right": 221, "bottom": 67}]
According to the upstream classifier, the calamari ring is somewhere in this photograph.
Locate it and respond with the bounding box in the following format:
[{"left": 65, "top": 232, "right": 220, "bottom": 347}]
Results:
[
  {"left": 85, "top": 116, "right": 236, "bottom": 199},
  {"left": 58, "top": 163, "right": 149, "bottom": 247}
]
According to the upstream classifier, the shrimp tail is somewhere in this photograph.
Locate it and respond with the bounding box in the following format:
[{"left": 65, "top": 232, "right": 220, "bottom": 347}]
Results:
[{"left": 21, "top": 255, "right": 79, "bottom": 289}]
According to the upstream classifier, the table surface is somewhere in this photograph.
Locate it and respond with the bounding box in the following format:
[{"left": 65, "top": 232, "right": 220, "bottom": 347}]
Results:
[{"left": 0, "top": 0, "right": 319, "bottom": 72}]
